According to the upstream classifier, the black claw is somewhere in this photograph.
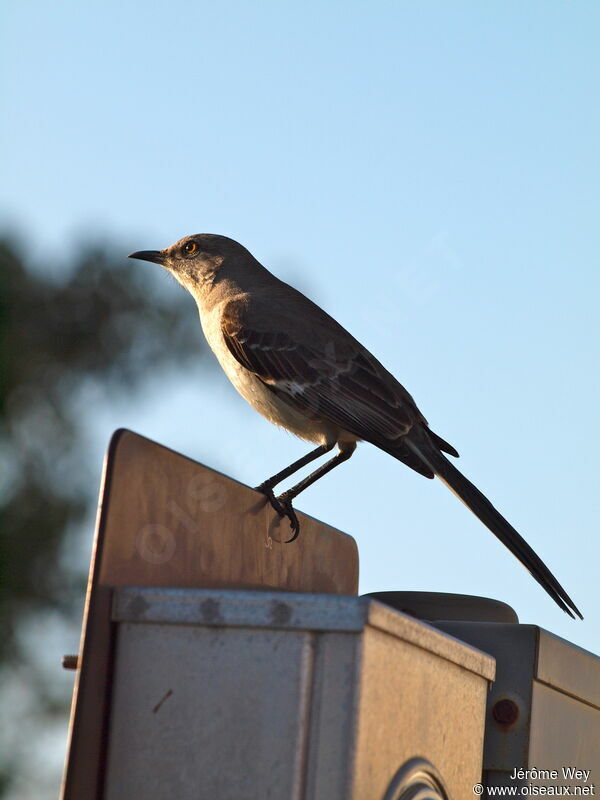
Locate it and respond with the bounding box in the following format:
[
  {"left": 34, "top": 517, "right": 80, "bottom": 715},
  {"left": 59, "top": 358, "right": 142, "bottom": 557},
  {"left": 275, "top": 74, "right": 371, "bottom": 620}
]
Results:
[
  {"left": 281, "top": 501, "right": 300, "bottom": 542},
  {"left": 276, "top": 493, "right": 300, "bottom": 543},
  {"left": 255, "top": 485, "right": 300, "bottom": 542}
]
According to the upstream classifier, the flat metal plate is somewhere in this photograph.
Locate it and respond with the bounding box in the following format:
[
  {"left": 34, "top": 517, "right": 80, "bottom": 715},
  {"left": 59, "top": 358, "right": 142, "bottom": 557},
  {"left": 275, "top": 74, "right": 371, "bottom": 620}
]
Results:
[
  {"left": 61, "top": 429, "right": 358, "bottom": 800},
  {"left": 96, "top": 429, "right": 358, "bottom": 593}
]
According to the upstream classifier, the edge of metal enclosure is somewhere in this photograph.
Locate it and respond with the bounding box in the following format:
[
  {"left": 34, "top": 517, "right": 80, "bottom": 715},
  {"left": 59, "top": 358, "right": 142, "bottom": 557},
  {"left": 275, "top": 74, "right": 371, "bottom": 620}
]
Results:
[
  {"left": 536, "top": 628, "right": 600, "bottom": 709},
  {"left": 112, "top": 587, "right": 496, "bottom": 680},
  {"left": 437, "top": 622, "right": 600, "bottom": 714}
]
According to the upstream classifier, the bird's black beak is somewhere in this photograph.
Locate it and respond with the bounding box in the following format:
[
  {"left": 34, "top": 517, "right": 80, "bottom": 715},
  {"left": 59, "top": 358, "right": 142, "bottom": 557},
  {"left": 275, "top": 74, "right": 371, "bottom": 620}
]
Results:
[{"left": 128, "top": 250, "right": 165, "bottom": 265}]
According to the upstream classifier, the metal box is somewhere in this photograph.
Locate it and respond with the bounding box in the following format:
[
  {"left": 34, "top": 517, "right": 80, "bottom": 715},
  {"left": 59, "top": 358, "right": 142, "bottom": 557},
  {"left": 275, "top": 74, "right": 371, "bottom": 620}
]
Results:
[
  {"left": 104, "top": 588, "right": 495, "bottom": 800},
  {"left": 436, "top": 621, "right": 600, "bottom": 794}
]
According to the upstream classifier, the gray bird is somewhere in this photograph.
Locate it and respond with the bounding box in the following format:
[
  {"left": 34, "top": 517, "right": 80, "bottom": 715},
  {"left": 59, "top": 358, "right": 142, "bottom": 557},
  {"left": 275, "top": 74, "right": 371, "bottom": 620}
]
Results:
[{"left": 129, "top": 233, "right": 582, "bottom": 619}]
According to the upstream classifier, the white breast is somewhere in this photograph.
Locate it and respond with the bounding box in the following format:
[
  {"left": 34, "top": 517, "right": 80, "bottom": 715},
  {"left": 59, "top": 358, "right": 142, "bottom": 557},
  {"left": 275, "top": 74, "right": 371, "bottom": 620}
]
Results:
[
  {"left": 199, "top": 303, "right": 253, "bottom": 395},
  {"left": 198, "top": 303, "right": 335, "bottom": 445}
]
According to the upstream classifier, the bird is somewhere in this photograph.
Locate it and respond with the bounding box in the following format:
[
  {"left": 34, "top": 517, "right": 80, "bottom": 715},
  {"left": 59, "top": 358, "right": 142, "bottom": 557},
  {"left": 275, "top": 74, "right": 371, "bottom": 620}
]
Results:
[{"left": 129, "top": 233, "right": 582, "bottom": 619}]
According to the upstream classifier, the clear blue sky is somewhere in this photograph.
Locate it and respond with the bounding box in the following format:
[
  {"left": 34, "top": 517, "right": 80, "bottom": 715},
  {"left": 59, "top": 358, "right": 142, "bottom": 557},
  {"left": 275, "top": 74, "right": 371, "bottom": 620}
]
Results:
[{"left": 2, "top": 0, "right": 598, "bottom": 659}]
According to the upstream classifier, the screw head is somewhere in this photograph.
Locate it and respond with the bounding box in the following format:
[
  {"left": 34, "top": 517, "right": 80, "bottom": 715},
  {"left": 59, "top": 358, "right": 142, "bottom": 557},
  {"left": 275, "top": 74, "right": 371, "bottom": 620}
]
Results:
[{"left": 492, "top": 698, "right": 519, "bottom": 726}]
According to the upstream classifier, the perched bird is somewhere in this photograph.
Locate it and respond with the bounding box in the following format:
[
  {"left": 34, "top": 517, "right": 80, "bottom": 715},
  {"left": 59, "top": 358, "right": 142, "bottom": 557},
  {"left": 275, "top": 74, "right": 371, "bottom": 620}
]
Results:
[{"left": 129, "top": 234, "right": 582, "bottom": 619}]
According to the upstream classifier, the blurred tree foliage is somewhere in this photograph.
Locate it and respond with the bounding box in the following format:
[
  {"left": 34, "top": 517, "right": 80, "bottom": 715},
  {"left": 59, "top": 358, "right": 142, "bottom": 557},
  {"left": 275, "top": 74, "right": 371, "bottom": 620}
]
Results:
[{"left": 0, "top": 235, "right": 204, "bottom": 796}]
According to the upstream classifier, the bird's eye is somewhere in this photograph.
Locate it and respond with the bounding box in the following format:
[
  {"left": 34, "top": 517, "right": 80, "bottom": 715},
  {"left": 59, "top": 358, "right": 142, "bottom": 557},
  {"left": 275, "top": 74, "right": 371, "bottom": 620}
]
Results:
[{"left": 183, "top": 241, "right": 198, "bottom": 255}]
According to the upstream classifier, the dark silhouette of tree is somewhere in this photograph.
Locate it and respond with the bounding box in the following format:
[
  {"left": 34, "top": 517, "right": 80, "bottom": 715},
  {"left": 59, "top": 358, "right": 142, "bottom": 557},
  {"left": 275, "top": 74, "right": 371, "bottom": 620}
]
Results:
[{"left": 0, "top": 235, "right": 205, "bottom": 797}]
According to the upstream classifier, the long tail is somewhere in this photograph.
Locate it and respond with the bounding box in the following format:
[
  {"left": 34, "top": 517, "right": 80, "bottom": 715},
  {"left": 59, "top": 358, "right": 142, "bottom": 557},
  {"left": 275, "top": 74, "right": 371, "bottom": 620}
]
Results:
[{"left": 405, "top": 431, "right": 583, "bottom": 620}]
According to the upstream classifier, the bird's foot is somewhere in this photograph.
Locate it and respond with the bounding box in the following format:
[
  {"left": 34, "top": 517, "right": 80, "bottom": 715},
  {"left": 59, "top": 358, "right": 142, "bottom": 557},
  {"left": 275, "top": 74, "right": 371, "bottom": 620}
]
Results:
[
  {"left": 254, "top": 484, "right": 300, "bottom": 542},
  {"left": 254, "top": 482, "right": 281, "bottom": 511},
  {"left": 276, "top": 493, "right": 300, "bottom": 542}
]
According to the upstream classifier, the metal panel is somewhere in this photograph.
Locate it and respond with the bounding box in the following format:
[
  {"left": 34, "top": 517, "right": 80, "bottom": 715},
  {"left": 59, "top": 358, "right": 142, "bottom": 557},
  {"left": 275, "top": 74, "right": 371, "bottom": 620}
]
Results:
[
  {"left": 104, "top": 623, "right": 315, "bottom": 800},
  {"left": 529, "top": 681, "right": 599, "bottom": 783},
  {"left": 352, "top": 625, "right": 489, "bottom": 800},
  {"left": 435, "top": 620, "right": 600, "bottom": 792},
  {"left": 96, "top": 431, "right": 358, "bottom": 595},
  {"left": 112, "top": 586, "right": 368, "bottom": 632},
  {"left": 366, "top": 599, "right": 495, "bottom": 680},
  {"left": 537, "top": 630, "right": 600, "bottom": 708}
]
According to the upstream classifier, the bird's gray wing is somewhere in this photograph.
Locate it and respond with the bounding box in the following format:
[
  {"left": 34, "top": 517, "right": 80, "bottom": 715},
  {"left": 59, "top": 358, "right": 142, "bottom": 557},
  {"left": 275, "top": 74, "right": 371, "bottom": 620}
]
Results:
[{"left": 221, "top": 294, "right": 453, "bottom": 476}]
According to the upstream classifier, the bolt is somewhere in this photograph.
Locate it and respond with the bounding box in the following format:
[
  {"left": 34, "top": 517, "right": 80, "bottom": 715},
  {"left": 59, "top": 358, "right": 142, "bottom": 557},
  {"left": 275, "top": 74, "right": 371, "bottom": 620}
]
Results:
[
  {"left": 492, "top": 698, "right": 519, "bottom": 726},
  {"left": 62, "top": 654, "right": 79, "bottom": 670}
]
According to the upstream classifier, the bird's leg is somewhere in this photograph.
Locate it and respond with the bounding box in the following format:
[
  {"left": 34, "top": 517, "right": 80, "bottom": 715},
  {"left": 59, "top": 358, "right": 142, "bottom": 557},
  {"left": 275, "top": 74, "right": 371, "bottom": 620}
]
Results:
[
  {"left": 255, "top": 443, "right": 336, "bottom": 542},
  {"left": 277, "top": 442, "right": 356, "bottom": 504},
  {"left": 255, "top": 443, "right": 335, "bottom": 497},
  {"left": 275, "top": 443, "right": 357, "bottom": 543}
]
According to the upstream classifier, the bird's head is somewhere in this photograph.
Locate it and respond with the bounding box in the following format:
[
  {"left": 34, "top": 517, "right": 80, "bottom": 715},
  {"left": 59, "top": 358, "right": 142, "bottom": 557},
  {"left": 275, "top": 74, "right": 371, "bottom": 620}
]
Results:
[{"left": 129, "top": 233, "right": 255, "bottom": 295}]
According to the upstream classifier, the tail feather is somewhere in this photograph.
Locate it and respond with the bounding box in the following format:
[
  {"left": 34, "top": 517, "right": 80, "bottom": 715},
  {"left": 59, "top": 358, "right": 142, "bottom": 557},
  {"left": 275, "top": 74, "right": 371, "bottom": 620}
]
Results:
[
  {"left": 405, "top": 434, "right": 583, "bottom": 620},
  {"left": 427, "top": 428, "right": 459, "bottom": 458}
]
